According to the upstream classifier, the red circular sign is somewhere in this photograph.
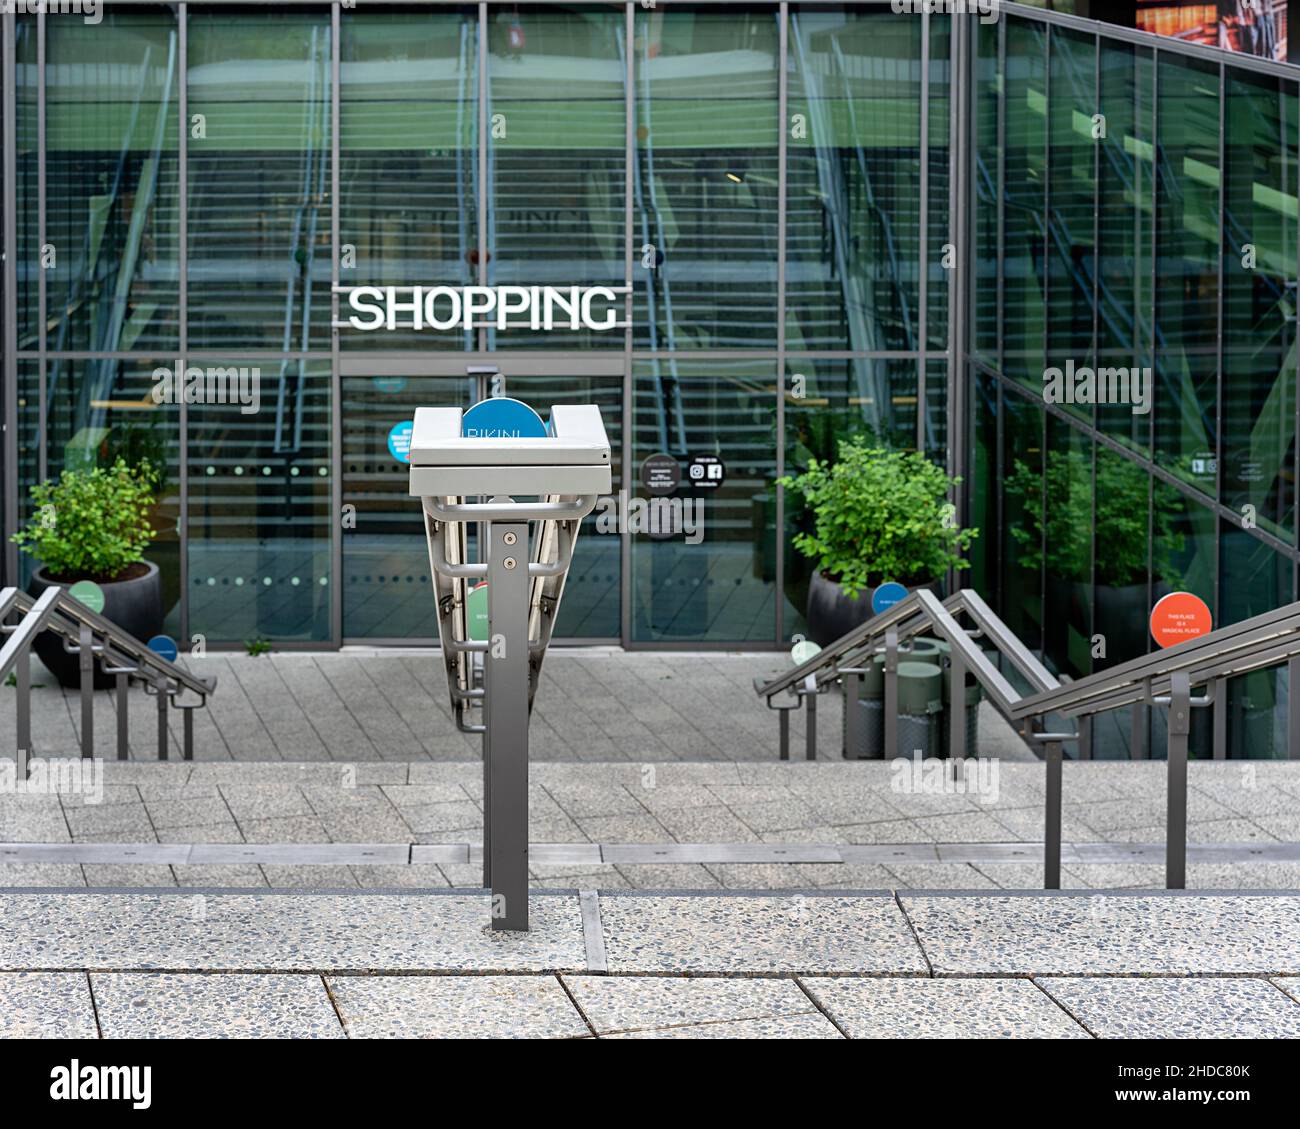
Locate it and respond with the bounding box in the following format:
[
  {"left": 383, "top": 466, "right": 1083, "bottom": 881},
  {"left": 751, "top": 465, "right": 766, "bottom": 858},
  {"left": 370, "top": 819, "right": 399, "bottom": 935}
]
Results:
[{"left": 1150, "top": 591, "right": 1212, "bottom": 649}]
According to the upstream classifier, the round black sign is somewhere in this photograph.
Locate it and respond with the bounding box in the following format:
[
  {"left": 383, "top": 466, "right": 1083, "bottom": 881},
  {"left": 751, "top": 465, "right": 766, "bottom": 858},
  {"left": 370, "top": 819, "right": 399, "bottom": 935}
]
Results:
[{"left": 640, "top": 453, "right": 681, "bottom": 497}]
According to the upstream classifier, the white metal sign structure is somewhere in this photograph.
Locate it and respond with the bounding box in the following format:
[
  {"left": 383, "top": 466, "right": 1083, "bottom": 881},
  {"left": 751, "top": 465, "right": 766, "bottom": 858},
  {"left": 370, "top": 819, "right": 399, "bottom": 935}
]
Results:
[{"left": 409, "top": 402, "right": 611, "bottom": 931}]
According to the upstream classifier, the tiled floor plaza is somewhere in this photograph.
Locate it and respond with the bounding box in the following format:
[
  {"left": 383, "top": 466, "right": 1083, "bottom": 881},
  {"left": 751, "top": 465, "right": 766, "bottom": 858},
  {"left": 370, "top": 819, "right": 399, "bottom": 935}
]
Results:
[{"left": 3, "top": 650, "right": 1300, "bottom": 1037}]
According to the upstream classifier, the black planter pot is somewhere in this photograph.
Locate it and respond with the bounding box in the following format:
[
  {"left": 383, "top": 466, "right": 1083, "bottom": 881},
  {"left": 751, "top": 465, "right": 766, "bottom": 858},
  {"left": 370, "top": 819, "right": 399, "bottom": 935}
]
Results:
[
  {"left": 806, "top": 571, "right": 937, "bottom": 647},
  {"left": 29, "top": 561, "right": 163, "bottom": 689}
]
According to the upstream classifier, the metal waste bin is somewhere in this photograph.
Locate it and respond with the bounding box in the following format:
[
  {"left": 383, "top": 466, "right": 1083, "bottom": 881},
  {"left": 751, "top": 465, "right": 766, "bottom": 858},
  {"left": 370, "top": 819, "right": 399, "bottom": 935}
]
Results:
[
  {"left": 941, "top": 677, "right": 983, "bottom": 759},
  {"left": 842, "top": 655, "right": 885, "bottom": 759},
  {"left": 896, "top": 660, "right": 944, "bottom": 758}
]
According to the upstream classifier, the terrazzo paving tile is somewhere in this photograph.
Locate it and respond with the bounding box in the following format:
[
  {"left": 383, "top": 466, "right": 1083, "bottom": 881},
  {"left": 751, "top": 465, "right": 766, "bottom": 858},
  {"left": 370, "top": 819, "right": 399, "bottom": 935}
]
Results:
[
  {"left": 154, "top": 823, "right": 246, "bottom": 844},
  {"left": 0, "top": 972, "right": 98, "bottom": 1037},
  {"left": 82, "top": 863, "right": 177, "bottom": 887},
  {"left": 399, "top": 801, "right": 485, "bottom": 835},
  {"left": 612, "top": 863, "right": 723, "bottom": 889},
  {"left": 911, "top": 811, "right": 1028, "bottom": 844},
  {"left": 598, "top": 893, "right": 927, "bottom": 974},
  {"left": 328, "top": 974, "right": 589, "bottom": 1038},
  {"left": 0, "top": 862, "right": 85, "bottom": 886},
  {"left": 141, "top": 796, "right": 235, "bottom": 830},
  {"left": 802, "top": 976, "right": 1088, "bottom": 1039},
  {"left": 258, "top": 865, "right": 361, "bottom": 888},
  {"left": 236, "top": 815, "right": 331, "bottom": 844},
  {"left": 1185, "top": 862, "right": 1300, "bottom": 890},
  {"left": 0, "top": 891, "right": 587, "bottom": 971},
  {"left": 349, "top": 864, "right": 452, "bottom": 889},
  {"left": 577, "top": 813, "right": 673, "bottom": 844},
  {"left": 901, "top": 894, "right": 1300, "bottom": 975},
  {"left": 92, "top": 973, "right": 343, "bottom": 1038},
  {"left": 171, "top": 865, "right": 268, "bottom": 887},
  {"left": 884, "top": 862, "right": 1001, "bottom": 890},
  {"left": 1037, "top": 976, "right": 1300, "bottom": 1039},
  {"left": 63, "top": 804, "right": 154, "bottom": 839},
  {"left": 562, "top": 973, "right": 815, "bottom": 1034},
  {"left": 1271, "top": 977, "right": 1300, "bottom": 1004},
  {"left": 602, "top": 1013, "right": 842, "bottom": 1038}
]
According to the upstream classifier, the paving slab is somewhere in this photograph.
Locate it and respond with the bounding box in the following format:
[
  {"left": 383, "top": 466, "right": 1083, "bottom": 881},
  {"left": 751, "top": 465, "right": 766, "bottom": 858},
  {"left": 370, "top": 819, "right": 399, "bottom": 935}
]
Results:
[
  {"left": 92, "top": 972, "right": 344, "bottom": 1038},
  {"left": 602, "top": 1012, "right": 842, "bottom": 1038},
  {"left": 0, "top": 972, "right": 98, "bottom": 1037},
  {"left": 0, "top": 892, "right": 587, "bottom": 972},
  {"left": 1037, "top": 976, "right": 1300, "bottom": 1039},
  {"left": 902, "top": 894, "right": 1300, "bottom": 975},
  {"left": 597, "top": 893, "right": 927, "bottom": 975},
  {"left": 328, "top": 974, "right": 589, "bottom": 1039},
  {"left": 802, "top": 976, "right": 1088, "bottom": 1039},
  {"left": 562, "top": 974, "right": 815, "bottom": 1035}
]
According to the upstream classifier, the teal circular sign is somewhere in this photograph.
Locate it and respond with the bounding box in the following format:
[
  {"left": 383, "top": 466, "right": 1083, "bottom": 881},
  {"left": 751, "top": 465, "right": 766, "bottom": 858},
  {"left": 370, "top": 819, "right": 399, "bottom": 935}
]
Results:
[
  {"left": 466, "top": 583, "right": 489, "bottom": 642},
  {"left": 68, "top": 580, "right": 105, "bottom": 614},
  {"left": 387, "top": 421, "right": 414, "bottom": 463},
  {"left": 461, "top": 397, "right": 547, "bottom": 440},
  {"left": 791, "top": 639, "right": 822, "bottom": 665},
  {"left": 871, "top": 581, "right": 908, "bottom": 615}
]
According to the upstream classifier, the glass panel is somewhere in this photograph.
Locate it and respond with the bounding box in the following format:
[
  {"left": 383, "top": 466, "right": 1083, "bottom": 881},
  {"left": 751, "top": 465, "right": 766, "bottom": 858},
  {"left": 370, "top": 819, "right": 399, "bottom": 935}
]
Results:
[
  {"left": 927, "top": 14, "right": 950, "bottom": 351},
  {"left": 1002, "top": 16, "right": 1048, "bottom": 388},
  {"left": 487, "top": 5, "right": 624, "bottom": 351},
  {"left": 187, "top": 8, "right": 333, "bottom": 350},
  {"left": 1045, "top": 27, "right": 1095, "bottom": 426},
  {"left": 46, "top": 6, "right": 180, "bottom": 354},
  {"left": 1220, "top": 525, "right": 1292, "bottom": 758},
  {"left": 786, "top": 4, "right": 921, "bottom": 352},
  {"left": 43, "top": 358, "right": 182, "bottom": 633},
  {"left": 15, "top": 15, "right": 38, "bottom": 348},
  {"left": 14, "top": 361, "right": 43, "bottom": 588},
  {"left": 339, "top": 6, "right": 477, "bottom": 353},
  {"left": 968, "top": 367, "right": 998, "bottom": 604},
  {"left": 188, "top": 361, "right": 331, "bottom": 643},
  {"left": 1097, "top": 42, "right": 1154, "bottom": 454},
  {"left": 1222, "top": 69, "right": 1296, "bottom": 543},
  {"left": 1154, "top": 54, "right": 1219, "bottom": 492},
  {"left": 634, "top": 5, "right": 779, "bottom": 350},
  {"left": 924, "top": 358, "right": 947, "bottom": 463},
  {"left": 1093, "top": 444, "right": 1151, "bottom": 667},
  {"left": 999, "top": 388, "right": 1043, "bottom": 652},
  {"left": 1042, "top": 416, "right": 1091, "bottom": 680},
  {"left": 631, "top": 360, "right": 775, "bottom": 642},
  {"left": 971, "top": 17, "right": 999, "bottom": 362}
]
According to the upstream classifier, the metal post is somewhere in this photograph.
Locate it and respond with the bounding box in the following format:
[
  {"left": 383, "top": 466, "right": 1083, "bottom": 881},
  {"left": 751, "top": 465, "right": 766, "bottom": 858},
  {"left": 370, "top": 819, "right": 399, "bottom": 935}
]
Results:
[
  {"left": 155, "top": 673, "right": 169, "bottom": 761},
  {"left": 842, "top": 670, "right": 863, "bottom": 759},
  {"left": 485, "top": 515, "right": 529, "bottom": 931},
  {"left": 778, "top": 708, "right": 789, "bottom": 761},
  {"left": 1213, "top": 676, "right": 1227, "bottom": 760},
  {"left": 1166, "top": 671, "right": 1190, "bottom": 890},
  {"left": 1077, "top": 715, "right": 1092, "bottom": 760},
  {"left": 1130, "top": 700, "right": 1147, "bottom": 760},
  {"left": 78, "top": 625, "right": 93, "bottom": 759},
  {"left": 116, "top": 672, "right": 128, "bottom": 761},
  {"left": 16, "top": 641, "right": 31, "bottom": 774},
  {"left": 183, "top": 706, "right": 194, "bottom": 761},
  {"left": 803, "top": 674, "right": 817, "bottom": 761},
  {"left": 884, "top": 629, "right": 899, "bottom": 758},
  {"left": 1289, "top": 657, "right": 1300, "bottom": 759},
  {"left": 949, "top": 649, "right": 966, "bottom": 761},
  {"left": 1044, "top": 738, "right": 1062, "bottom": 890}
]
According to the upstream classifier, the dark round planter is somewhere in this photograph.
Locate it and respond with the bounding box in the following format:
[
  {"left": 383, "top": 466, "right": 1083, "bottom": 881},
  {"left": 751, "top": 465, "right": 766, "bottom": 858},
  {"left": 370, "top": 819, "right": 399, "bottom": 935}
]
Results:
[
  {"left": 28, "top": 561, "right": 163, "bottom": 689},
  {"left": 806, "top": 571, "right": 937, "bottom": 647}
]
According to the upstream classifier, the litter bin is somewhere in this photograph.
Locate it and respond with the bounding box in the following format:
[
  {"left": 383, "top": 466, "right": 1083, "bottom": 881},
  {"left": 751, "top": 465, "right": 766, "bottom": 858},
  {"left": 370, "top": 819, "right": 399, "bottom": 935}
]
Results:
[
  {"left": 940, "top": 677, "right": 983, "bottom": 759},
  {"left": 841, "top": 655, "right": 885, "bottom": 759},
  {"left": 896, "top": 660, "right": 944, "bottom": 758}
]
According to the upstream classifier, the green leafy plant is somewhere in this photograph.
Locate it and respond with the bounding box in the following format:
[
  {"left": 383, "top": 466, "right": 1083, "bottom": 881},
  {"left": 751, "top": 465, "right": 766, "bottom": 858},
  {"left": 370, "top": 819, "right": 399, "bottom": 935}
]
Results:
[
  {"left": 1003, "top": 449, "right": 1183, "bottom": 588},
  {"left": 779, "top": 438, "right": 977, "bottom": 597},
  {"left": 11, "top": 458, "right": 157, "bottom": 583},
  {"left": 244, "top": 637, "right": 272, "bottom": 658}
]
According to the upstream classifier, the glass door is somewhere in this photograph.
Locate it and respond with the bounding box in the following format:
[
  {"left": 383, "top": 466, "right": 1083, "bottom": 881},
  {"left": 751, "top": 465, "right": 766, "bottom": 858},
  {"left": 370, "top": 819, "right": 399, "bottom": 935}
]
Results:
[{"left": 340, "top": 354, "right": 623, "bottom": 643}]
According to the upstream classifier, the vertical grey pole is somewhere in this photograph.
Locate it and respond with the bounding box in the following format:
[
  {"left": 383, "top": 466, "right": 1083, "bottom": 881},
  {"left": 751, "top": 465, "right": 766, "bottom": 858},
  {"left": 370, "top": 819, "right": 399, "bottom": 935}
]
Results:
[
  {"left": 1077, "top": 715, "right": 1093, "bottom": 760},
  {"left": 486, "top": 516, "right": 529, "bottom": 931},
  {"left": 155, "top": 674, "right": 169, "bottom": 761},
  {"left": 116, "top": 672, "right": 129, "bottom": 760},
  {"left": 1130, "top": 701, "right": 1146, "bottom": 760},
  {"left": 1213, "top": 676, "right": 1227, "bottom": 760},
  {"left": 948, "top": 649, "right": 966, "bottom": 762},
  {"left": 778, "top": 708, "right": 789, "bottom": 761},
  {"left": 1288, "top": 657, "right": 1300, "bottom": 759},
  {"left": 79, "top": 625, "right": 93, "bottom": 760},
  {"left": 884, "top": 630, "right": 899, "bottom": 758},
  {"left": 16, "top": 642, "right": 31, "bottom": 775},
  {"left": 803, "top": 674, "right": 817, "bottom": 761},
  {"left": 1044, "top": 737, "right": 1062, "bottom": 890},
  {"left": 842, "top": 671, "right": 862, "bottom": 759},
  {"left": 183, "top": 707, "right": 194, "bottom": 762},
  {"left": 1166, "top": 671, "right": 1190, "bottom": 890}
]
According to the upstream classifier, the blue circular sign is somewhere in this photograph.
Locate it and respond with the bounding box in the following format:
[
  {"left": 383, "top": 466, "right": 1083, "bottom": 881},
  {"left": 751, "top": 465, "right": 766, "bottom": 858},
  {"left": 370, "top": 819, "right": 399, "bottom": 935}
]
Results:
[
  {"left": 387, "top": 420, "right": 414, "bottom": 463},
  {"left": 871, "top": 581, "right": 909, "bottom": 615},
  {"left": 372, "top": 376, "right": 407, "bottom": 394},
  {"left": 461, "top": 397, "right": 547, "bottom": 440},
  {"left": 147, "top": 634, "right": 179, "bottom": 663}
]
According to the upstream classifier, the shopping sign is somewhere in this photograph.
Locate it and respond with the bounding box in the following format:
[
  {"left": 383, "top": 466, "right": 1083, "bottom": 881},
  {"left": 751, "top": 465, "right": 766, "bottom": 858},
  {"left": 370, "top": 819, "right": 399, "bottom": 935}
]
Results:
[
  {"left": 338, "top": 285, "right": 628, "bottom": 333},
  {"left": 1150, "top": 591, "right": 1212, "bottom": 649}
]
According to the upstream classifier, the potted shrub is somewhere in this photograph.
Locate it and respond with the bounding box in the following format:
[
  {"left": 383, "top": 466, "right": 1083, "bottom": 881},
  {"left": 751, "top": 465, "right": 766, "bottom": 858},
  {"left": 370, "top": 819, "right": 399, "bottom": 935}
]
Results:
[
  {"left": 780, "top": 439, "right": 977, "bottom": 645},
  {"left": 11, "top": 458, "right": 162, "bottom": 688}
]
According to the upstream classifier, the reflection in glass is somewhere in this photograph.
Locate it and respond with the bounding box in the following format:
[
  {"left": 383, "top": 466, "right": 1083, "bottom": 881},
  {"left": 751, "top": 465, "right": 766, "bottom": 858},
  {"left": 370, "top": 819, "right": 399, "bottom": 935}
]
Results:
[
  {"left": 340, "top": 7, "right": 477, "bottom": 353},
  {"left": 631, "top": 361, "right": 775, "bottom": 642},
  {"left": 187, "top": 10, "right": 332, "bottom": 349},
  {"left": 634, "top": 7, "right": 779, "bottom": 349}
]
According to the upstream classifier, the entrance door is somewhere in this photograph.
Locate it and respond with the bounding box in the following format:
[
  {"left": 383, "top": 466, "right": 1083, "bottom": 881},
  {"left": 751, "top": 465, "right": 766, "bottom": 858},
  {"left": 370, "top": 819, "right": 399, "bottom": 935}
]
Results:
[{"left": 340, "top": 354, "right": 623, "bottom": 643}]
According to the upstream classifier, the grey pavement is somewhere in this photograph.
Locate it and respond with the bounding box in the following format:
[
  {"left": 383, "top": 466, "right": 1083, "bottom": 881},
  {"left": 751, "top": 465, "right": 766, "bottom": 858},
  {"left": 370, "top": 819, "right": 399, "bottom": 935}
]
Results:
[{"left": 1, "top": 890, "right": 1299, "bottom": 1038}]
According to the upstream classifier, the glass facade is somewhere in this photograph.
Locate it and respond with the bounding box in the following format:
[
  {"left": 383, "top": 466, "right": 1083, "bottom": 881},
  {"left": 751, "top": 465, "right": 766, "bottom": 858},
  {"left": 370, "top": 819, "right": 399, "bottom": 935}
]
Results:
[
  {"left": 970, "top": 9, "right": 1300, "bottom": 758},
  {"left": 3, "top": 2, "right": 1299, "bottom": 756},
  {"left": 2, "top": 2, "right": 953, "bottom": 649}
]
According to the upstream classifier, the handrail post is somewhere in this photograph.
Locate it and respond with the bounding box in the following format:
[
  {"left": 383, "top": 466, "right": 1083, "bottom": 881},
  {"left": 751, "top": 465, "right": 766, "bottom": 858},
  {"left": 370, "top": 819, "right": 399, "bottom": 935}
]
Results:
[
  {"left": 884, "top": 629, "right": 899, "bottom": 758},
  {"left": 155, "top": 673, "right": 169, "bottom": 761},
  {"left": 803, "top": 674, "right": 817, "bottom": 761},
  {"left": 779, "top": 707, "right": 790, "bottom": 761},
  {"left": 78, "top": 624, "right": 94, "bottom": 760},
  {"left": 949, "top": 647, "right": 966, "bottom": 762},
  {"left": 1166, "top": 671, "right": 1191, "bottom": 890},
  {"left": 16, "top": 638, "right": 31, "bottom": 776},
  {"left": 1044, "top": 735, "right": 1062, "bottom": 890},
  {"left": 843, "top": 669, "right": 863, "bottom": 759},
  {"left": 116, "top": 673, "right": 129, "bottom": 760},
  {"left": 1289, "top": 657, "right": 1300, "bottom": 759}
]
